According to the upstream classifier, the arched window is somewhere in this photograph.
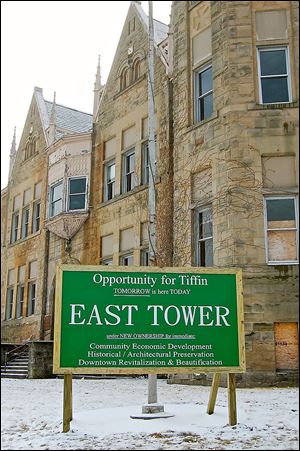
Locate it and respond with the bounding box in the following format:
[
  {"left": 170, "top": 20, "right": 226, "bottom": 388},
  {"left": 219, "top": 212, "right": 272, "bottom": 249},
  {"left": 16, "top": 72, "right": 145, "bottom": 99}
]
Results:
[
  {"left": 120, "top": 67, "right": 129, "bottom": 91},
  {"left": 133, "top": 59, "right": 141, "bottom": 82}
]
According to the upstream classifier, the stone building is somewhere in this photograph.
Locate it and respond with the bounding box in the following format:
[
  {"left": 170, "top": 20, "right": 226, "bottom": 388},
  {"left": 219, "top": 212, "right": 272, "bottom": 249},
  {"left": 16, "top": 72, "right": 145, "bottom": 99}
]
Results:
[
  {"left": 1, "top": 1, "right": 299, "bottom": 385},
  {"left": 168, "top": 1, "right": 299, "bottom": 386},
  {"left": 1, "top": 87, "right": 93, "bottom": 376}
]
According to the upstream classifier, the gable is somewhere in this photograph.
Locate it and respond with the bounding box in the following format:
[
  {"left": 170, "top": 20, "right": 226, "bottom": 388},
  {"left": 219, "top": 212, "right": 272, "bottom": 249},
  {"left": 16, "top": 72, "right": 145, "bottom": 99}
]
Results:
[{"left": 100, "top": 2, "right": 168, "bottom": 107}]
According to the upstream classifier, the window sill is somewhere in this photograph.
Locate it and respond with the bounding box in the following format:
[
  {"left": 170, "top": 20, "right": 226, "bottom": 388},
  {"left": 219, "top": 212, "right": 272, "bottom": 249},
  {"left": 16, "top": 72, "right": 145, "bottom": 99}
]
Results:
[
  {"left": 186, "top": 111, "right": 219, "bottom": 134},
  {"left": 8, "top": 230, "right": 41, "bottom": 248},
  {"left": 114, "top": 74, "right": 146, "bottom": 100},
  {"left": 247, "top": 101, "right": 298, "bottom": 111},
  {"left": 99, "top": 184, "right": 149, "bottom": 208},
  {"left": 267, "top": 261, "right": 299, "bottom": 266}
]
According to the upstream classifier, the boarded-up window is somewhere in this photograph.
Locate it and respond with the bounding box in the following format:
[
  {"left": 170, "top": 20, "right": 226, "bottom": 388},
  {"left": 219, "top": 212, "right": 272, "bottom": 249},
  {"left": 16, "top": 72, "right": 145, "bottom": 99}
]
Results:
[
  {"left": 34, "top": 182, "right": 42, "bottom": 199},
  {"left": 256, "top": 10, "right": 288, "bottom": 41},
  {"left": 104, "top": 138, "right": 116, "bottom": 160},
  {"left": 29, "top": 260, "right": 38, "bottom": 279},
  {"left": 18, "top": 265, "right": 25, "bottom": 283},
  {"left": 102, "top": 234, "right": 113, "bottom": 257},
  {"left": 274, "top": 322, "right": 299, "bottom": 371},
  {"left": 120, "top": 227, "right": 134, "bottom": 251},
  {"left": 142, "top": 117, "right": 148, "bottom": 140},
  {"left": 8, "top": 269, "right": 15, "bottom": 286},
  {"left": 122, "top": 126, "right": 136, "bottom": 149},
  {"left": 13, "top": 194, "right": 21, "bottom": 211},
  {"left": 262, "top": 155, "right": 296, "bottom": 188},
  {"left": 192, "top": 168, "right": 212, "bottom": 204},
  {"left": 23, "top": 188, "right": 32, "bottom": 206},
  {"left": 141, "top": 222, "right": 149, "bottom": 245},
  {"left": 265, "top": 197, "right": 298, "bottom": 263},
  {"left": 192, "top": 27, "right": 211, "bottom": 66}
]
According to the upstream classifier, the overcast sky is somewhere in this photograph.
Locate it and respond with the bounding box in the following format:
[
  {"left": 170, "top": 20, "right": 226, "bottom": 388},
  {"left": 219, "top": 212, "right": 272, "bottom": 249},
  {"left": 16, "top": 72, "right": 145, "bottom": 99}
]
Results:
[{"left": 1, "top": 1, "right": 172, "bottom": 189}]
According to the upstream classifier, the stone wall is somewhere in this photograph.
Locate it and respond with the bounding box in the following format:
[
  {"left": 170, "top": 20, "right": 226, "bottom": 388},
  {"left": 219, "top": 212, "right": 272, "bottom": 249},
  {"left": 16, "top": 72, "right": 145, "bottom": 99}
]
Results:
[{"left": 27, "top": 340, "right": 54, "bottom": 379}]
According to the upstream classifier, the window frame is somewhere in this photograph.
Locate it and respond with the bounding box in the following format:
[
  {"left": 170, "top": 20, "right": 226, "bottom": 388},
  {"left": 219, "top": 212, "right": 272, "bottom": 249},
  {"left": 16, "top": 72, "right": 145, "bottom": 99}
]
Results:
[
  {"left": 194, "top": 206, "right": 213, "bottom": 267},
  {"left": 141, "top": 248, "right": 149, "bottom": 266},
  {"left": 257, "top": 46, "right": 292, "bottom": 105},
  {"left": 49, "top": 180, "right": 63, "bottom": 218},
  {"left": 120, "top": 253, "right": 134, "bottom": 266},
  {"left": 10, "top": 211, "right": 19, "bottom": 243},
  {"left": 141, "top": 141, "right": 149, "bottom": 185},
  {"left": 194, "top": 63, "right": 213, "bottom": 123},
  {"left": 32, "top": 200, "right": 41, "bottom": 233},
  {"left": 104, "top": 160, "right": 116, "bottom": 201},
  {"left": 16, "top": 283, "right": 25, "bottom": 319},
  {"left": 5, "top": 286, "right": 14, "bottom": 320},
  {"left": 122, "top": 148, "right": 135, "bottom": 193},
  {"left": 21, "top": 206, "right": 30, "bottom": 239},
  {"left": 67, "top": 176, "right": 88, "bottom": 212},
  {"left": 101, "top": 258, "right": 113, "bottom": 266},
  {"left": 264, "top": 196, "right": 299, "bottom": 265},
  {"left": 27, "top": 281, "right": 36, "bottom": 316}
]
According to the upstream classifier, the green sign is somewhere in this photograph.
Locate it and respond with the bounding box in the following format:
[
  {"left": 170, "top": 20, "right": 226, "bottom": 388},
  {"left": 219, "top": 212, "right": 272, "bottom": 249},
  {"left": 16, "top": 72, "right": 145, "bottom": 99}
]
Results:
[{"left": 53, "top": 266, "right": 245, "bottom": 375}]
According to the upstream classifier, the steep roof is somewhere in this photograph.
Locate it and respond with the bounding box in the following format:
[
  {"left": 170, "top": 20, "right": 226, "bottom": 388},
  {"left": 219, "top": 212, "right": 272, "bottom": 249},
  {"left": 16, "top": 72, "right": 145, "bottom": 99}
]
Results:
[
  {"left": 45, "top": 101, "right": 93, "bottom": 136},
  {"left": 133, "top": 2, "right": 169, "bottom": 45},
  {"left": 33, "top": 87, "right": 92, "bottom": 145}
]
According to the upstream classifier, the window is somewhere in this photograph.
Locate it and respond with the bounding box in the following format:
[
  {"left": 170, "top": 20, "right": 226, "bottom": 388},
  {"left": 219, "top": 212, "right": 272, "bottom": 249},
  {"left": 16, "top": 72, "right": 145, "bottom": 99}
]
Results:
[
  {"left": 141, "top": 249, "right": 149, "bottom": 266},
  {"left": 195, "top": 65, "right": 213, "bottom": 123},
  {"left": 265, "top": 197, "right": 298, "bottom": 264},
  {"left": 16, "top": 266, "right": 25, "bottom": 319},
  {"left": 102, "top": 259, "right": 113, "bottom": 265},
  {"left": 122, "top": 150, "right": 135, "bottom": 193},
  {"left": 133, "top": 59, "right": 141, "bottom": 81},
  {"left": 24, "top": 137, "right": 36, "bottom": 160},
  {"left": 21, "top": 207, "right": 30, "bottom": 239},
  {"left": 104, "top": 161, "right": 115, "bottom": 201},
  {"left": 27, "top": 261, "right": 37, "bottom": 316},
  {"left": 50, "top": 181, "right": 63, "bottom": 217},
  {"left": 257, "top": 47, "right": 291, "bottom": 104},
  {"left": 6, "top": 287, "right": 14, "bottom": 320},
  {"left": 10, "top": 211, "right": 19, "bottom": 243},
  {"left": 27, "top": 282, "right": 36, "bottom": 316},
  {"left": 6, "top": 269, "right": 15, "bottom": 320},
  {"left": 68, "top": 177, "right": 87, "bottom": 211},
  {"left": 32, "top": 201, "right": 41, "bottom": 233},
  {"left": 120, "top": 67, "right": 130, "bottom": 91},
  {"left": 142, "top": 141, "right": 149, "bottom": 185},
  {"left": 120, "top": 254, "right": 134, "bottom": 266},
  {"left": 195, "top": 207, "right": 213, "bottom": 266},
  {"left": 16, "top": 284, "right": 24, "bottom": 318}
]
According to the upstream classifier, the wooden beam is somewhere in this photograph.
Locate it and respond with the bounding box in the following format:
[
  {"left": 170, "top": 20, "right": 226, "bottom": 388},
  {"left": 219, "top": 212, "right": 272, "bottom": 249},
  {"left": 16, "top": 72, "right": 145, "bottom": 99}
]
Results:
[
  {"left": 227, "top": 373, "right": 237, "bottom": 426},
  {"left": 207, "top": 373, "right": 221, "bottom": 414},
  {"left": 63, "top": 374, "right": 72, "bottom": 432}
]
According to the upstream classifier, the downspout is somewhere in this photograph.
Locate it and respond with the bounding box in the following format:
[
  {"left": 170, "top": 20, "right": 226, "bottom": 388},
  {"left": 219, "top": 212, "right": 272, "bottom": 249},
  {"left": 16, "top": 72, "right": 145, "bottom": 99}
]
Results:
[{"left": 40, "top": 229, "right": 50, "bottom": 340}]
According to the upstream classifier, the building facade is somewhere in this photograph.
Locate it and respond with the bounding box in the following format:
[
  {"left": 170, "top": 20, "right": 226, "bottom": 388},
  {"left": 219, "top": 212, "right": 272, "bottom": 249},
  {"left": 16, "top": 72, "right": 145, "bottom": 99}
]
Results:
[
  {"left": 169, "top": 0, "right": 299, "bottom": 386},
  {"left": 1, "top": 1, "right": 299, "bottom": 386},
  {"left": 1, "top": 87, "right": 93, "bottom": 345}
]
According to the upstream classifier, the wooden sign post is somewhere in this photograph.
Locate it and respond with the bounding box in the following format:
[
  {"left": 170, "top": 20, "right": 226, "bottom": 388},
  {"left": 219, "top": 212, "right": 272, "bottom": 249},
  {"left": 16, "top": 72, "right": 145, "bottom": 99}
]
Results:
[
  {"left": 207, "top": 372, "right": 237, "bottom": 426},
  {"left": 63, "top": 374, "right": 73, "bottom": 432}
]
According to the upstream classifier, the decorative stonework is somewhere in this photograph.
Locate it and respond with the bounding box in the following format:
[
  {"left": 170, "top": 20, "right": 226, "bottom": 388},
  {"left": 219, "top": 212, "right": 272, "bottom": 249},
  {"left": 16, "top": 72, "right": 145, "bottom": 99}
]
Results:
[{"left": 45, "top": 213, "right": 89, "bottom": 239}]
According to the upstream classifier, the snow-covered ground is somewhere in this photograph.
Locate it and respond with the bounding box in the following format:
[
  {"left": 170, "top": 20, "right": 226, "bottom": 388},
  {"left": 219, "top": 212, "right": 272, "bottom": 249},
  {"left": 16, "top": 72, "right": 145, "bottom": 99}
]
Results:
[{"left": 1, "top": 377, "right": 299, "bottom": 450}]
